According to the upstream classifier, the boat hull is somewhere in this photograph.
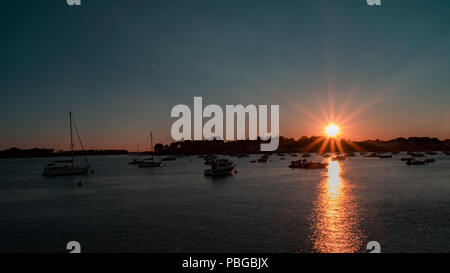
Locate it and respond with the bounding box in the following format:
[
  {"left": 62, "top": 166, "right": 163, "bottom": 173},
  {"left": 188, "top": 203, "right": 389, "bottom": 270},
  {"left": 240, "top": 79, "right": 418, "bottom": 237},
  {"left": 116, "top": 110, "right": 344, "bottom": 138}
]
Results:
[
  {"left": 138, "top": 162, "right": 162, "bottom": 168},
  {"left": 204, "top": 167, "right": 234, "bottom": 176}
]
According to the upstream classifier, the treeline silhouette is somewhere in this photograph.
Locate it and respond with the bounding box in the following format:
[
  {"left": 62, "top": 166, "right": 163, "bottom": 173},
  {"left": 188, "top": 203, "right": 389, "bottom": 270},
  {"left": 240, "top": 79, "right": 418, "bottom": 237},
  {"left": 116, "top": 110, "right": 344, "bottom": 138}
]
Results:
[
  {"left": 1, "top": 137, "right": 449, "bottom": 158},
  {"left": 151, "top": 136, "right": 450, "bottom": 155},
  {"left": 0, "top": 147, "right": 128, "bottom": 158}
]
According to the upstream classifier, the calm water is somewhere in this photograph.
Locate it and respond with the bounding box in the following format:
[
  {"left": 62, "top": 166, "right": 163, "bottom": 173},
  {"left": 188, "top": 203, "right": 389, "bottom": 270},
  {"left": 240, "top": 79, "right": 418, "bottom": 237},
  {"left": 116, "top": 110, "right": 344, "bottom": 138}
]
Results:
[{"left": 0, "top": 154, "right": 449, "bottom": 253}]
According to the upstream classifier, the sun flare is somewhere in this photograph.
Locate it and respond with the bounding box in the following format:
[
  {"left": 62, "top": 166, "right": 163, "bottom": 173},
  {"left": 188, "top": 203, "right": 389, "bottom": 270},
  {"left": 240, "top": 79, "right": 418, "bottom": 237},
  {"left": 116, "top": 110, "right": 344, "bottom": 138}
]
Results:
[{"left": 325, "top": 124, "right": 340, "bottom": 138}]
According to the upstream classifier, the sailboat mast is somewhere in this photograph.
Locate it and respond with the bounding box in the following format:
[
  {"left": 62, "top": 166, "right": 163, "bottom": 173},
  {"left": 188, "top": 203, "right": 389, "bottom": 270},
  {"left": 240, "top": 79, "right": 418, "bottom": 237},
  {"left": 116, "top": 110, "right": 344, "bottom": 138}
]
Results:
[
  {"left": 150, "top": 132, "right": 153, "bottom": 153},
  {"left": 69, "top": 111, "right": 74, "bottom": 167}
]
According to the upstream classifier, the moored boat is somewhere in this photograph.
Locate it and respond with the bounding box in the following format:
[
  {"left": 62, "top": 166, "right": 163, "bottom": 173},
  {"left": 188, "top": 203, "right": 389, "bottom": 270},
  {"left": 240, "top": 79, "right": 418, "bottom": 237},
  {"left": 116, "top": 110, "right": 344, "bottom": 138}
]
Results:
[
  {"left": 409, "top": 152, "right": 425, "bottom": 157},
  {"left": 138, "top": 132, "right": 162, "bottom": 168},
  {"left": 138, "top": 159, "right": 162, "bottom": 168},
  {"left": 424, "top": 158, "right": 436, "bottom": 164},
  {"left": 289, "top": 160, "right": 328, "bottom": 169},
  {"left": 257, "top": 154, "right": 269, "bottom": 163},
  {"left": 288, "top": 159, "right": 307, "bottom": 168},
  {"left": 204, "top": 159, "right": 235, "bottom": 176},
  {"left": 365, "top": 152, "right": 379, "bottom": 158},
  {"left": 129, "top": 158, "right": 144, "bottom": 165},
  {"left": 331, "top": 155, "right": 347, "bottom": 161},
  {"left": 43, "top": 163, "right": 90, "bottom": 176},
  {"left": 406, "top": 160, "right": 426, "bottom": 166},
  {"left": 42, "top": 112, "right": 91, "bottom": 177}
]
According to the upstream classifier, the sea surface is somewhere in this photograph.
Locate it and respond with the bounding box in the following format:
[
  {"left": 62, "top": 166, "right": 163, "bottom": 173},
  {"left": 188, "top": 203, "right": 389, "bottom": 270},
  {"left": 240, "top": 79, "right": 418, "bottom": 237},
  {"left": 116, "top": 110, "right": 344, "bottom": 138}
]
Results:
[{"left": 0, "top": 153, "right": 449, "bottom": 253}]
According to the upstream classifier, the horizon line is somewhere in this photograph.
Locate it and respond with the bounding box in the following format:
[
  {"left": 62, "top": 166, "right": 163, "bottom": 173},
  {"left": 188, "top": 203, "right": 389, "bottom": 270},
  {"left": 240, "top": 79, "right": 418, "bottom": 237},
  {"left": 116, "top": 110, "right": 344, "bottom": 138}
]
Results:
[{"left": 2, "top": 135, "right": 449, "bottom": 152}]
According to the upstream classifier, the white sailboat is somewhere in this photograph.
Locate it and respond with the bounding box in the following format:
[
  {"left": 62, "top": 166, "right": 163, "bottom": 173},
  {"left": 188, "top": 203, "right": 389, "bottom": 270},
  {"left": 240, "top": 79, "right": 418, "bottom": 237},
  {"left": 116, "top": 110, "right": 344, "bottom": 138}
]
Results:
[
  {"left": 138, "top": 132, "right": 162, "bottom": 168},
  {"left": 42, "top": 112, "right": 91, "bottom": 176}
]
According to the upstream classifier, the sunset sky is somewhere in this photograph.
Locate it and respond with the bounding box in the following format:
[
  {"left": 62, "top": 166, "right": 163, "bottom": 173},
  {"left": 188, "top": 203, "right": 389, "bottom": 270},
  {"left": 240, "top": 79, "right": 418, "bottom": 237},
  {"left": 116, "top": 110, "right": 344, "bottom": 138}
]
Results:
[{"left": 1, "top": 0, "right": 450, "bottom": 151}]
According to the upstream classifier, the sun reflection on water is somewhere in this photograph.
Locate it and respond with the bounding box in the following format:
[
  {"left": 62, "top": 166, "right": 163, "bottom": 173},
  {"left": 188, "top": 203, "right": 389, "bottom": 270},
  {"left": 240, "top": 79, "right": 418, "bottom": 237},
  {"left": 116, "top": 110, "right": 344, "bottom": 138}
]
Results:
[{"left": 309, "top": 159, "right": 364, "bottom": 253}]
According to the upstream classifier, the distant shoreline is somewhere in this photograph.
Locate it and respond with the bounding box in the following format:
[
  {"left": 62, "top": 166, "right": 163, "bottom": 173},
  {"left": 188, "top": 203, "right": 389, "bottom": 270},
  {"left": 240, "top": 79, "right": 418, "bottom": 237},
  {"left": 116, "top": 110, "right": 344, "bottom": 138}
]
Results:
[
  {"left": 1, "top": 136, "right": 449, "bottom": 158},
  {"left": 0, "top": 148, "right": 129, "bottom": 159}
]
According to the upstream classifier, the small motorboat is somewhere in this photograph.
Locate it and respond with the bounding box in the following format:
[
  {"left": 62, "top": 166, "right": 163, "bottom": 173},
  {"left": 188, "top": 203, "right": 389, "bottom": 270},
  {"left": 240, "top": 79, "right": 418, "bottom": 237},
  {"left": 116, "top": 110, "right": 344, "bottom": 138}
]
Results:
[
  {"left": 257, "top": 155, "right": 269, "bottom": 163},
  {"left": 289, "top": 160, "right": 328, "bottom": 169},
  {"left": 406, "top": 160, "right": 426, "bottom": 166},
  {"left": 424, "top": 158, "right": 436, "bottom": 164},
  {"left": 302, "top": 153, "right": 311, "bottom": 158},
  {"left": 401, "top": 157, "right": 414, "bottom": 162},
  {"left": 331, "top": 155, "right": 347, "bottom": 161},
  {"left": 364, "top": 152, "right": 379, "bottom": 158},
  {"left": 378, "top": 154, "right": 393, "bottom": 159},
  {"left": 288, "top": 159, "right": 307, "bottom": 168},
  {"left": 204, "top": 159, "right": 235, "bottom": 176}
]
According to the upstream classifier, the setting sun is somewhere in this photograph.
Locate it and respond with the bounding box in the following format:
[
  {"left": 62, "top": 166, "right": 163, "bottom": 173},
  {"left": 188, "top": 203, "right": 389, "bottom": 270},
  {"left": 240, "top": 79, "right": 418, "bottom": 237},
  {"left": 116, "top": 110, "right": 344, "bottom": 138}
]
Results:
[{"left": 325, "top": 124, "right": 339, "bottom": 138}]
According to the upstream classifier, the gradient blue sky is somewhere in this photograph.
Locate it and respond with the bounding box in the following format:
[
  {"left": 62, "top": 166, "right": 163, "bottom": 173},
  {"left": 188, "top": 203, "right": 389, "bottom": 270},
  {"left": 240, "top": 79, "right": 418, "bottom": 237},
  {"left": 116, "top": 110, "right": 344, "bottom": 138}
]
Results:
[{"left": 1, "top": 0, "right": 449, "bottom": 151}]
